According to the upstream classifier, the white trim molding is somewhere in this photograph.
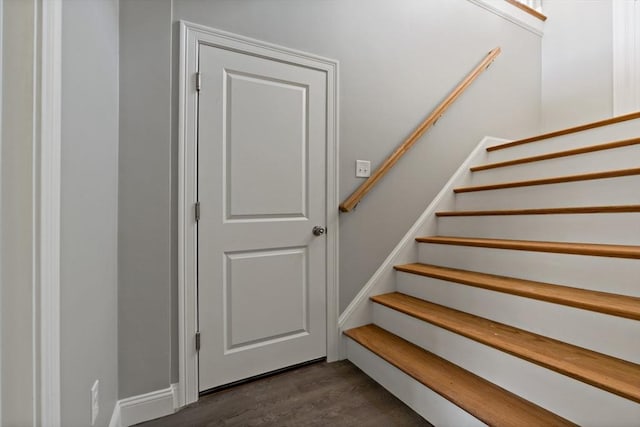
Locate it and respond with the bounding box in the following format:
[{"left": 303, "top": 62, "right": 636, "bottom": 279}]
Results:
[
  {"left": 467, "top": 0, "right": 545, "bottom": 36},
  {"left": 109, "top": 384, "right": 178, "bottom": 427},
  {"left": 0, "top": 0, "right": 4, "bottom": 420},
  {"left": 613, "top": 0, "right": 640, "bottom": 116},
  {"left": 337, "top": 136, "right": 508, "bottom": 355},
  {"left": 0, "top": 0, "right": 61, "bottom": 424},
  {"left": 38, "top": 0, "right": 62, "bottom": 425},
  {"left": 0, "top": 0, "right": 3, "bottom": 420},
  {"left": 177, "top": 21, "right": 340, "bottom": 407},
  {"left": 108, "top": 404, "right": 121, "bottom": 427}
]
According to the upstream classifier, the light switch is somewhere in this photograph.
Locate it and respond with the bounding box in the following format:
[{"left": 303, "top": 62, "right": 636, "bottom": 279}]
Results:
[{"left": 356, "top": 160, "right": 371, "bottom": 178}]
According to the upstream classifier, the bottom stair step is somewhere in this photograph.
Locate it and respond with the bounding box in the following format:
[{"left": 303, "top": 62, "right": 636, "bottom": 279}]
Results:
[{"left": 344, "top": 324, "right": 576, "bottom": 427}]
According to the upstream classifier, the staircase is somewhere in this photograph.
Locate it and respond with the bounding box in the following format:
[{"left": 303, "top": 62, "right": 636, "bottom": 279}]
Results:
[{"left": 342, "top": 114, "right": 640, "bottom": 426}]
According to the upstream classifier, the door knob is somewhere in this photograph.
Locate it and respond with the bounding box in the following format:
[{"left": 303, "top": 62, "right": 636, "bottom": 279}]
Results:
[{"left": 312, "top": 226, "right": 326, "bottom": 236}]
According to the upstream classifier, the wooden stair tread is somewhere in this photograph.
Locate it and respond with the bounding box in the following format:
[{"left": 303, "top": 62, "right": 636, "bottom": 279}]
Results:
[
  {"left": 486, "top": 112, "right": 640, "bottom": 151},
  {"left": 436, "top": 205, "right": 640, "bottom": 216},
  {"left": 394, "top": 263, "right": 640, "bottom": 321},
  {"left": 472, "top": 137, "right": 640, "bottom": 171},
  {"left": 345, "top": 324, "right": 576, "bottom": 427},
  {"left": 370, "top": 293, "right": 640, "bottom": 403},
  {"left": 453, "top": 167, "right": 640, "bottom": 193},
  {"left": 416, "top": 236, "right": 640, "bottom": 259}
]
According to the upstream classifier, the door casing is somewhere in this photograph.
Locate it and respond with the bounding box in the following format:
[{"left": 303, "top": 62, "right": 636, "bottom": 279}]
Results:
[{"left": 177, "top": 21, "right": 339, "bottom": 408}]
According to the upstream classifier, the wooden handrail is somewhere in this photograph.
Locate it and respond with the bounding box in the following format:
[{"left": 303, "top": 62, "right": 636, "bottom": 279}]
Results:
[
  {"left": 505, "top": 0, "right": 547, "bottom": 21},
  {"left": 339, "top": 47, "right": 502, "bottom": 212}
]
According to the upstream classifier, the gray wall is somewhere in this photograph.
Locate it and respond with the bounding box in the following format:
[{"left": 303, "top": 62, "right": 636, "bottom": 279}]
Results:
[
  {"left": 1, "top": 0, "right": 36, "bottom": 425},
  {"left": 119, "top": 0, "right": 542, "bottom": 396},
  {"left": 61, "top": 0, "right": 119, "bottom": 426},
  {"left": 119, "top": 0, "right": 174, "bottom": 398},
  {"left": 541, "top": 0, "right": 613, "bottom": 130}
]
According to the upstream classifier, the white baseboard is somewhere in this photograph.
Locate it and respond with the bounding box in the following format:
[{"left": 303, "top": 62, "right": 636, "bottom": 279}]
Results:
[
  {"left": 109, "top": 384, "right": 178, "bottom": 427},
  {"left": 108, "top": 403, "right": 121, "bottom": 427}
]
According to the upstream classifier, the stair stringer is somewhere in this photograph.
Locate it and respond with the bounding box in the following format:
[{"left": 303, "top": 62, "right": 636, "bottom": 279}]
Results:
[{"left": 337, "top": 136, "right": 507, "bottom": 357}]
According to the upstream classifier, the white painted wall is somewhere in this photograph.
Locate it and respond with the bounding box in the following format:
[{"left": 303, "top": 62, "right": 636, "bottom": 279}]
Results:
[
  {"left": 541, "top": 0, "right": 614, "bottom": 131},
  {"left": 22, "top": 0, "right": 634, "bottom": 421},
  {"left": 118, "top": 0, "right": 174, "bottom": 399},
  {"left": 118, "top": 0, "right": 542, "bottom": 398},
  {"left": 60, "top": 0, "right": 119, "bottom": 426},
  {"left": 175, "top": 0, "right": 541, "bottom": 347},
  {"left": 613, "top": 0, "right": 640, "bottom": 115},
  {"left": 0, "top": 0, "right": 36, "bottom": 425}
]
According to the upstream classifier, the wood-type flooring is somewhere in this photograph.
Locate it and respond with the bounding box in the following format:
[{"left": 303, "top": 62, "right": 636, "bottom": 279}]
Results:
[{"left": 137, "top": 360, "right": 432, "bottom": 427}]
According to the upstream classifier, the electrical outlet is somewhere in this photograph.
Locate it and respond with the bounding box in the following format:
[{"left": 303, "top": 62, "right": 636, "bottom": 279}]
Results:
[
  {"left": 91, "top": 380, "right": 99, "bottom": 426},
  {"left": 356, "top": 160, "right": 371, "bottom": 178}
]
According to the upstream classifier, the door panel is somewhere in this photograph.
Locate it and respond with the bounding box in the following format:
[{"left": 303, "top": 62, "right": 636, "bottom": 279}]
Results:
[
  {"left": 197, "top": 44, "right": 327, "bottom": 391},
  {"left": 225, "top": 248, "right": 308, "bottom": 351},
  {"left": 225, "top": 71, "right": 308, "bottom": 219}
]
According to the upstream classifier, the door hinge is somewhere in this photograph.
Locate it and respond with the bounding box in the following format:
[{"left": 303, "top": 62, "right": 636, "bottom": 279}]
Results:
[
  {"left": 195, "top": 331, "right": 201, "bottom": 351},
  {"left": 196, "top": 72, "right": 202, "bottom": 92},
  {"left": 195, "top": 201, "right": 201, "bottom": 222}
]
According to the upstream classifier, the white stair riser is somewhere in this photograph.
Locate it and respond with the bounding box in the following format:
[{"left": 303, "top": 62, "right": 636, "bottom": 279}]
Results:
[
  {"left": 418, "top": 243, "right": 640, "bottom": 297},
  {"left": 373, "top": 305, "right": 640, "bottom": 427},
  {"left": 346, "top": 339, "right": 485, "bottom": 427},
  {"left": 487, "top": 119, "right": 640, "bottom": 163},
  {"left": 470, "top": 144, "right": 640, "bottom": 186},
  {"left": 396, "top": 272, "right": 640, "bottom": 363},
  {"left": 454, "top": 175, "right": 640, "bottom": 211},
  {"left": 436, "top": 213, "right": 640, "bottom": 245}
]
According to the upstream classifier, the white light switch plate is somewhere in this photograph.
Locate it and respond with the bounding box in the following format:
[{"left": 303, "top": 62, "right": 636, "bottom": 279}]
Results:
[{"left": 356, "top": 160, "right": 371, "bottom": 177}]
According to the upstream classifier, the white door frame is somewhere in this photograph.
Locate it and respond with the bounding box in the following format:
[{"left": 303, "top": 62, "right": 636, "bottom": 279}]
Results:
[
  {"left": 39, "top": 0, "right": 63, "bottom": 425},
  {"left": 177, "top": 21, "right": 340, "bottom": 407},
  {"left": 0, "top": 0, "right": 62, "bottom": 424}
]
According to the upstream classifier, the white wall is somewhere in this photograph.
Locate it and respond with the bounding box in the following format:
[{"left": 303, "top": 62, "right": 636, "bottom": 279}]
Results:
[
  {"left": 541, "top": 0, "right": 613, "bottom": 131},
  {"left": 0, "top": 0, "right": 36, "bottom": 425},
  {"left": 118, "top": 0, "right": 542, "bottom": 397},
  {"left": 60, "top": 0, "right": 119, "bottom": 426},
  {"left": 612, "top": 0, "right": 640, "bottom": 115},
  {"left": 171, "top": 0, "right": 542, "bottom": 315},
  {"left": 118, "top": 0, "right": 173, "bottom": 399}
]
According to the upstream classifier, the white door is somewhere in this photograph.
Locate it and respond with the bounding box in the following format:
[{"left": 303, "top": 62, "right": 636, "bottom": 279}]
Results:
[{"left": 197, "top": 43, "right": 328, "bottom": 391}]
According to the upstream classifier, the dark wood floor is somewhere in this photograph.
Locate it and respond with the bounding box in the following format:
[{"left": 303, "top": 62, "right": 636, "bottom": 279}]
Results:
[{"left": 137, "top": 360, "right": 432, "bottom": 426}]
